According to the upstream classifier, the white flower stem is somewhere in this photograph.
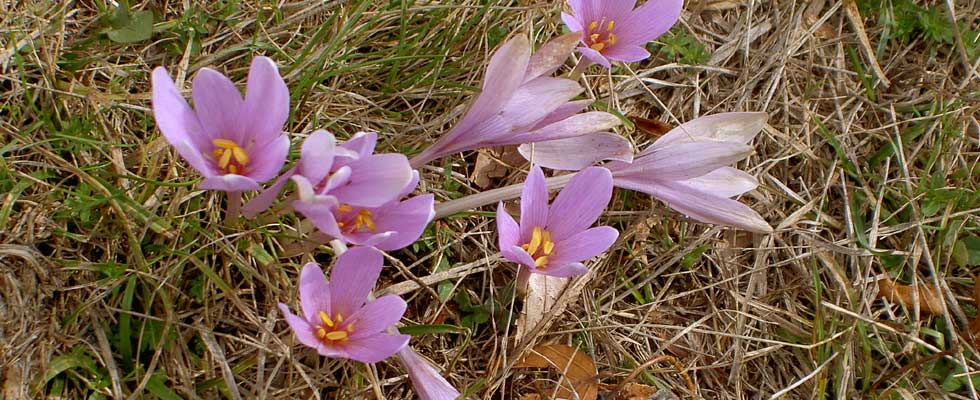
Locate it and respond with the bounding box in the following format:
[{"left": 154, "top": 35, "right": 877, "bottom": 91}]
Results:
[
  {"left": 433, "top": 173, "right": 574, "bottom": 219},
  {"left": 329, "top": 239, "right": 348, "bottom": 255},
  {"left": 223, "top": 191, "right": 242, "bottom": 228}
]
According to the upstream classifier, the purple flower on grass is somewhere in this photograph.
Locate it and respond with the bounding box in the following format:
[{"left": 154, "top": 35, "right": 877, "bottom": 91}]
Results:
[
  {"left": 278, "top": 247, "right": 410, "bottom": 363},
  {"left": 497, "top": 165, "right": 618, "bottom": 278},
  {"left": 151, "top": 56, "right": 290, "bottom": 192},
  {"left": 410, "top": 34, "right": 629, "bottom": 169},
  {"left": 562, "top": 0, "right": 684, "bottom": 68},
  {"left": 396, "top": 347, "right": 461, "bottom": 400},
  {"left": 605, "top": 112, "right": 772, "bottom": 233}
]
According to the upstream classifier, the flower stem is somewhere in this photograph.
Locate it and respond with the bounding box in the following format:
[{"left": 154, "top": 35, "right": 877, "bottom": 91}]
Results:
[
  {"left": 567, "top": 57, "right": 593, "bottom": 81},
  {"left": 433, "top": 173, "right": 575, "bottom": 219},
  {"left": 330, "top": 239, "right": 349, "bottom": 255},
  {"left": 223, "top": 191, "right": 242, "bottom": 228}
]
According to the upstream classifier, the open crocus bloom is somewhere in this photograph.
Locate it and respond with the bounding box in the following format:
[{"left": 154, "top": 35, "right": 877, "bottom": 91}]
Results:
[
  {"left": 409, "top": 34, "right": 631, "bottom": 170},
  {"left": 278, "top": 247, "right": 410, "bottom": 363},
  {"left": 151, "top": 56, "right": 290, "bottom": 192},
  {"left": 562, "top": 0, "right": 684, "bottom": 68},
  {"left": 396, "top": 347, "right": 461, "bottom": 400},
  {"left": 497, "top": 165, "right": 619, "bottom": 278},
  {"left": 605, "top": 112, "right": 772, "bottom": 233}
]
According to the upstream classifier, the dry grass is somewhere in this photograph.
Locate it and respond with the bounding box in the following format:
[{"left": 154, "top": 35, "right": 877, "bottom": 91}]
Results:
[{"left": 2, "top": 0, "right": 980, "bottom": 399}]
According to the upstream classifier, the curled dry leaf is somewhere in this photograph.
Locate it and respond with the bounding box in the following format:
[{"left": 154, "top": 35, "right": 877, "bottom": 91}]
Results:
[
  {"left": 629, "top": 116, "right": 673, "bottom": 139},
  {"left": 515, "top": 344, "right": 599, "bottom": 400},
  {"left": 876, "top": 278, "right": 944, "bottom": 315}
]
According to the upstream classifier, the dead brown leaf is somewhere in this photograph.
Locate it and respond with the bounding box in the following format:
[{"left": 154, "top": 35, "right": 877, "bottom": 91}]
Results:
[
  {"left": 515, "top": 344, "right": 599, "bottom": 400},
  {"left": 471, "top": 146, "right": 526, "bottom": 189},
  {"left": 876, "top": 278, "right": 944, "bottom": 315},
  {"left": 629, "top": 116, "right": 672, "bottom": 139},
  {"left": 515, "top": 274, "right": 568, "bottom": 344}
]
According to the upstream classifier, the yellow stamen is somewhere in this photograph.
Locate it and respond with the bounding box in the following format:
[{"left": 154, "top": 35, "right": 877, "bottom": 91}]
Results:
[
  {"left": 338, "top": 203, "right": 353, "bottom": 213},
  {"left": 526, "top": 227, "right": 543, "bottom": 255},
  {"left": 590, "top": 42, "right": 605, "bottom": 52},
  {"left": 606, "top": 20, "right": 615, "bottom": 31},
  {"left": 211, "top": 139, "right": 249, "bottom": 174},
  {"left": 588, "top": 21, "right": 598, "bottom": 32},
  {"left": 319, "top": 311, "right": 334, "bottom": 328},
  {"left": 589, "top": 33, "right": 601, "bottom": 43},
  {"left": 335, "top": 313, "right": 343, "bottom": 323},
  {"left": 534, "top": 256, "right": 549, "bottom": 267},
  {"left": 317, "top": 327, "right": 327, "bottom": 339},
  {"left": 212, "top": 139, "right": 238, "bottom": 148},
  {"left": 353, "top": 210, "right": 376, "bottom": 231},
  {"left": 218, "top": 147, "right": 233, "bottom": 169},
  {"left": 337, "top": 221, "right": 346, "bottom": 228},
  {"left": 608, "top": 33, "right": 617, "bottom": 46},
  {"left": 325, "top": 331, "right": 348, "bottom": 341},
  {"left": 542, "top": 231, "right": 555, "bottom": 255},
  {"left": 346, "top": 323, "right": 355, "bottom": 332},
  {"left": 231, "top": 146, "right": 249, "bottom": 165}
]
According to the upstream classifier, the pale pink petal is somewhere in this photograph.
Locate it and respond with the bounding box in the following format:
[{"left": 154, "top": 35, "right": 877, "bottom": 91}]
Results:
[
  {"left": 241, "top": 166, "right": 297, "bottom": 218},
  {"left": 342, "top": 333, "right": 410, "bottom": 363},
  {"left": 171, "top": 139, "right": 216, "bottom": 177},
  {"left": 505, "top": 245, "right": 537, "bottom": 269},
  {"left": 454, "top": 36, "right": 531, "bottom": 136},
  {"left": 616, "top": 178, "right": 772, "bottom": 233},
  {"left": 601, "top": 44, "right": 650, "bottom": 63},
  {"left": 199, "top": 174, "right": 260, "bottom": 192},
  {"left": 338, "top": 131, "right": 378, "bottom": 162},
  {"left": 293, "top": 197, "right": 344, "bottom": 239},
  {"left": 578, "top": 46, "right": 611, "bottom": 68},
  {"left": 244, "top": 134, "right": 289, "bottom": 182},
  {"left": 561, "top": 12, "right": 584, "bottom": 35},
  {"left": 519, "top": 165, "right": 549, "bottom": 239},
  {"left": 397, "top": 347, "right": 461, "bottom": 400},
  {"left": 242, "top": 56, "right": 289, "bottom": 145},
  {"left": 676, "top": 167, "right": 758, "bottom": 198},
  {"left": 537, "top": 261, "right": 589, "bottom": 277},
  {"left": 616, "top": 0, "right": 683, "bottom": 44},
  {"left": 490, "top": 77, "right": 582, "bottom": 135},
  {"left": 531, "top": 99, "right": 592, "bottom": 130},
  {"left": 298, "top": 263, "right": 331, "bottom": 321},
  {"left": 497, "top": 201, "right": 521, "bottom": 250},
  {"left": 347, "top": 295, "right": 407, "bottom": 338},
  {"left": 525, "top": 32, "right": 581, "bottom": 81},
  {"left": 602, "top": 0, "right": 639, "bottom": 21},
  {"left": 191, "top": 68, "right": 244, "bottom": 144},
  {"left": 151, "top": 68, "right": 212, "bottom": 164},
  {"left": 300, "top": 130, "right": 337, "bottom": 185},
  {"left": 550, "top": 226, "right": 619, "bottom": 265},
  {"left": 619, "top": 141, "right": 752, "bottom": 181},
  {"left": 518, "top": 132, "right": 633, "bottom": 171},
  {"left": 545, "top": 167, "right": 613, "bottom": 239},
  {"left": 278, "top": 303, "right": 321, "bottom": 349},
  {"left": 370, "top": 194, "right": 435, "bottom": 251},
  {"left": 328, "top": 246, "right": 384, "bottom": 318},
  {"left": 331, "top": 154, "right": 413, "bottom": 207},
  {"left": 518, "top": 111, "right": 622, "bottom": 143},
  {"left": 649, "top": 112, "right": 768, "bottom": 152}
]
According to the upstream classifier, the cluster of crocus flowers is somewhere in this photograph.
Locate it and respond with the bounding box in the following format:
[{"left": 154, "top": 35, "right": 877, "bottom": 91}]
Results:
[
  {"left": 242, "top": 130, "right": 435, "bottom": 251},
  {"left": 562, "top": 0, "right": 684, "bottom": 67},
  {"left": 278, "top": 247, "right": 410, "bottom": 363},
  {"left": 497, "top": 165, "right": 619, "bottom": 279},
  {"left": 605, "top": 112, "right": 772, "bottom": 233},
  {"left": 151, "top": 56, "right": 290, "bottom": 192},
  {"left": 409, "top": 34, "right": 632, "bottom": 171}
]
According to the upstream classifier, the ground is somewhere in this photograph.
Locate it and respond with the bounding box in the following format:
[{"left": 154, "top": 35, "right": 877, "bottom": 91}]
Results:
[{"left": 2, "top": 0, "right": 979, "bottom": 399}]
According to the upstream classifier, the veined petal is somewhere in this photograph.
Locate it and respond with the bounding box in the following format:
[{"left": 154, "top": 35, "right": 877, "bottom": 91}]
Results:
[
  {"left": 496, "top": 77, "right": 583, "bottom": 133},
  {"left": 519, "top": 165, "right": 549, "bottom": 240},
  {"left": 199, "top": 174, "right": 261, "bottom": 192},
  {"left": 298, "top": 263, "right": 331, "bottom": 322},
  {"left": 578, "top": 46, "right": 611, "bottom": 68},
  {"left": 241, "top": 166, "right": 297, "bottom": 218},
  {"left": 561, "top": 12, "right": 584, "bottom": 36},
  {"left": 342, "top": 131, "right": 378, "bottom": 159},
  {"left": 550, "top": 226, "right": 619, "bottom": 265},
  {"left": 397, "top": 347, "right": 461, "bottom": 400},
  {"left": 545, "top": 167, "right": 613, "bottom": 240},
  {"left": 675, "top": 167, "right": 758, "bottom": 198},
  {"left": 278, "top": 304, "right": 322, "bottom": 349},
  {"left": 601, "top": 44, "right": 650, "bottom": 63},
  {"left": 191, "top": 68, "right": 244, "bottom": 144},
  {"left": 242, "top": 56, "right": 289, "bottom": 146},
  {"left": 171, "top": 139, "right": 216, "bottom": 178},
  {"left": 300, "top": 130, "right": 337, "bottom": 185},
  {"left": 331, "top": 153, "right": 413, "bottom": 207},
  {"left": 451, "top": 36, "right": 531, "bottom": 137},
  {"left": 530, "top": 99, "right": 592, "bottom": 131},
  {"left": 328, "top": 246, "right": 384, "bottom": 318},
  {"left": 505, "top": 245, "right": 537, "bottom": 270},
  {"left": 649, "top": 112, "right": 768, "bottom": 152},
  {"left": 601, "top": 0, "right": 640, "bottom": 21},
  {"left": 292, "top": 196, "right": 344, "bottom": 239},
  {"left": 536, "top": 261, "right": 589, "bottom": 278},
  {"left": 619, "top": 179, "right": 772, "bottom": 233},
  {"left": 151, "top": 68, "right": 211, "bottom": 157},
  {"left": 619, "top": 141, "right": 752, "bottom": 181},
  {"left": 343, "top": 333, "right": 410, "bottom": 364},
  {"left": 616, "top": 0, "right": 682, "bottom": 44},
  {"left": 518, "top": 111, "right": 622, "bottom": 143},
  {"left": 347, "top": 295, "right": 407, "bottom": 339},
  {"left": 525, "top": 32, "right": 581, "bottom": 82},
  {"left": 370, "top": 194, "right": 435, "bottom": 251},
  {"left": 497, "top": 201, "right": 521, "bottom": 250},
  {"left": 518, "top": 132, "right": 633, "bottom": 171},
  {"left": 245, "top": 134, "right": 289, "bottom": 182}
]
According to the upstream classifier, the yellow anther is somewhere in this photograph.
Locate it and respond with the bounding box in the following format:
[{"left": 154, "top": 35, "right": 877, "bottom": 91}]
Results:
[
  {"left": 608, "top": 33, "right": 617, "bottom": 46},
  {"left": 231, "top": 146, "right": 249, "bottom": 165},
  {"left": 589, "top": 42, "right": 605, "bottom": 51},
  {"left": 588, "top": 21, "right": 598, "bottom": 32},
  {"left": 589, "top": 33, "right": 601, "bottom": 42},
  {"left": 212, "top": 139, "right": 238, "bottom": 149},
  {"left": 319, "top": 311, "right": 334, "bottom": 327},
  {"left": 534, "top": 256, "right": 549, "bottom": 267},
  {"left": 526, "top": 227, "right": 543, "bottom": 255},
  {"left": 325, "top": 331, "right": 348, "bottom": 341},
  {"left": 211, "top": 139, "right": 249, "bottom": 174},
  {"left": 338, "top": 203, "right": 353, "bottom": 213},
  {"left": 346, "top": 323, "right": 355, "bottom": 332},
  {"left": 335, "top": 313, "right": 343, "bottom": 323},
  {"left": 218, "top": 147, "right": 233, "bottom": 169},
  {"left": 607, "top": 21, "right": 615, "bottom": 31},
  {"left": 542, "top": 231, "right": 555, "bottom": 255},
  {"left": 228, "top": 164, "right": 238, "bottom": 174},
  {"left": 317, "top": 327, "right": 327, "bottom": 339},
  {"left": 352, "top": 210, "right": 376, "bottom": 231}
]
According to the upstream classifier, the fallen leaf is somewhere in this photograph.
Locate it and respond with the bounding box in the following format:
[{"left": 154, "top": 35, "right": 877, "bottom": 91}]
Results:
[
  {"left": 471, "top": 146, "right": 526, "bottom": 189},
  {"left": 629, "top": 116, "right": 672, "bottom": 138},
  {"left": 515, "top": 344, "right": 599, "bottom": 400},
  {"left": 514, "top": 273, "right": 568, "bottom": 344},
  {"left": 876, "top": 278, "right": 944, "bottom": 315},
  {"left": 618, "top": 383, "right": 679, "bottom": 400}
]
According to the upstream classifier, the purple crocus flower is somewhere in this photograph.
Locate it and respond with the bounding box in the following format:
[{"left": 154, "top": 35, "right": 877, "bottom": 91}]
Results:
[
  {"left": 409, "top": 34, "right": 630, "bottom": 169},
  {"left": 605, "top": 112, "right": 772, "bottom": 233},
  {"left": 151, "top": 56, "right": 290, "bottom": 192},
  {"left": 278, "top": 246, "right": 410, "bottom": 363},
  {"left": 497, "top": 165, "right": 619, "bottom": 278},
  {"left": 562, "top": 0, "right": 684, "bottom": 68},
  {"left": 396, "top": 347, "right": 461, "bottom": 400}
]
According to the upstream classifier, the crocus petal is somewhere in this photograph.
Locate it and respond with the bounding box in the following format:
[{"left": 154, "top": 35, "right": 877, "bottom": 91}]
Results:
[
  {"left": 578, "top": 46, "right": 611, "bottom": 68},
  {"left": 199, "top": 174, "right": 261, "bottom": 192},
  {"left": 518, "top": 132, "right": 633, "bottom": 171},
  {"left": 241, "top": 166, "right": 297, "bottom": 218},
  {"left": 649, "top": 112, "right": 768, "bottom": 152},
  {"left": 171, "top": 139, "right": 216, "bottom": 177},
  {"left": 550, "top": 226, "right": 619, "bottom": 265},
  {"left": 617, "top": 0, "right": 683, "bottom": 44},
  {"left": 601, "top": 44, "right": 651, "bottom": 63},
  {"left": 298, "top": 263, "right": 332, "bottom": 321},
  {"left": 339, "top": 131, "right": 378, "bottom": 161},
  {"left": 342, "top": 333, "right": 410, "bottom": 364},
  {"left": 466, "top": 36, "right": 532, "bottom": 128},
  {"left": 242, "top": 56, "right": 289, "bottom": 144},
  {"left": 518, "top": 111, "right": 622, "bottom": 143},
  {"left": 293, "top": 197, "right": 344, "bottom": 239},
  {"left": 466, "top": 77, "right": 581, "bottom": 147},
  {"left": 545, "top": 167, "right": 613, "bottom": 239},
  {"left": 370, "top": 194, "right": 435, "bottom": 251},
  {"left": 328, "top": 246, "right": 384, "bottom": 318},
  {"left": 675, "top": 167, "right": 758, "bottom": 198},
  {"left": 331, "top": 154, "right": 413, "bottom": 207},
  {"left": 561, "top": 12, "right": 583, "bottom": 34},
  {"left": 538, "top": 262, "right": 589, "bottom": 278},
  {"left": 525, "top": 32, "right": 581, "bottom": 82},
  {"left": 244, "top": 134, "right": 289, "bottom": 182},
  {"left": 396, "top": 171, "right": 421, "bottom": 199},
  {"left": 531, "top": 99, "right": 592, "bottom": 130},
  {"left": 151, "top": 68, "right": 212, "bottom": 161},
  {"left": 617, "top": 179, "right": 772, "bottom": 233},
  {"left": 397, "top": 347, "right": 461, "bottom": 400},
  {"left": 278, "top": 303, "right": 322, "bottom": 349},
  {"left": 519, "top": 165, "right": 549, "bottom": 239},
  {"left": 347, "top": 295, "right": 407, "bottom": 338},
  {"left": 569, "top": 0, "right": 597, "bottom": 27},
  {"left": 497, "top": 201, "right": 521, "bottom": 250},
  {"left": 300, "top": 130, "right": 337, "bottom": 185},
  {"left": 617, "top": 141, "right": 752, "bottom": 181},
  {"left": 603, "top": 0, "right": 640, "bottom": 21},
  {"left": 505, "top": 245, "right": 537, "bottom": 269},
  {"left": 191, "top": 68, "right": 244, "bottom": 144},
  {"left": 322, "top": 166, "right": 352, "bottom": 194},
  {"left": 291, "top": 175, "right": 317, "bottom": 202}
]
